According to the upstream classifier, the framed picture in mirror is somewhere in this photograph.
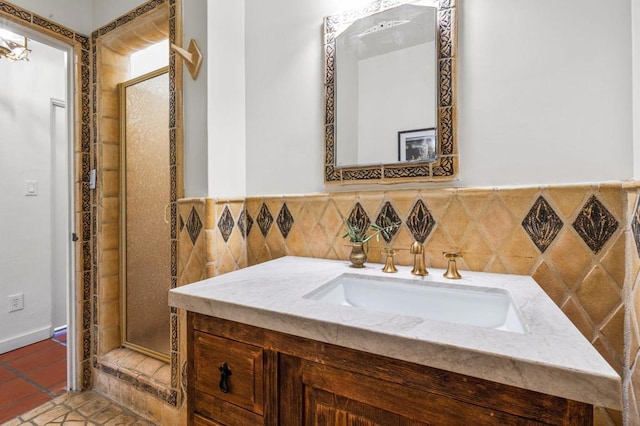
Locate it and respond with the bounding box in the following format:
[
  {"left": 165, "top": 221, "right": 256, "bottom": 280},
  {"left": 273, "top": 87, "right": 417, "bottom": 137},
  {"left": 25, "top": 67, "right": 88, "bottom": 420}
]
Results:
[{"left": 398, "top": 128, "right": 437, "bottom": 162}]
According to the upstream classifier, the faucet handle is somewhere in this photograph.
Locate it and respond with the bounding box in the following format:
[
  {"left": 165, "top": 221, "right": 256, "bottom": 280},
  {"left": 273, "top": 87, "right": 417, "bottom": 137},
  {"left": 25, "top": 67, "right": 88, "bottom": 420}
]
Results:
[
  {"left": 443, "top": 252, "right": 462, "bottom": 279},
  {"left": 381, "top": 247, "right": 398, "bottom": 273},
  {"left": 409, "top": 241, "right": 424, "bottom": 254},
  {"left": 410, "top": 241, "right": 428, "bottom": 276}
]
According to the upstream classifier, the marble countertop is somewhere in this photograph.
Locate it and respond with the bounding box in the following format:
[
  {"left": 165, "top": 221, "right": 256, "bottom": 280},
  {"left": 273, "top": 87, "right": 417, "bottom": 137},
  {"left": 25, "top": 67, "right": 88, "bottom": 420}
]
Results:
[{"left": 168, "top": 256, "right": 621, "bottom": 409}]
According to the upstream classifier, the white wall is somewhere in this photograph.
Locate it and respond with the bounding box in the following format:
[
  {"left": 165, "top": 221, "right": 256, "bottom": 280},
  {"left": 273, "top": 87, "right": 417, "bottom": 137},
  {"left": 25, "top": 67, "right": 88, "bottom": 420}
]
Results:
[
  {"left": 0, "top": 39, "right": 66, "bottom": 353},
  {"left": 244, "top": 0, "right": 633, "bottom": 196},
  {"left": 8, "top": 0, "right": 635, "bottom": 195},
  {"left": 92, "top": 0, "right": 143, "bottom": 31},
  {"left": 458, "top": 0, "right": 632, "bottom": 187},
  {"left": 245, "top": 0, "right": 373, "bottom": 196},
  {"left": 7, "top": 0, "right": 92, "bottom": 35},
  {"left": 207, "top": 0, "right": 246, "bottom": 198},
  {"left": 182, "top": 0, "right": 209, "bottom": 197},
  {"left": 633, "top": 0, "right": 640, "bottom": 180}
]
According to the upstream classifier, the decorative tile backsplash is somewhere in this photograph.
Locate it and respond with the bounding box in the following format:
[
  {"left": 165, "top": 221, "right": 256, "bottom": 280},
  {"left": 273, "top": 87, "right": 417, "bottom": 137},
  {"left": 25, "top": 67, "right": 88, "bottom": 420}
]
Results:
[
  {"left": 406, "top": 199, "right": 436, "bottom": 244},
  {"left": 176, "top": 183, "right": 637, "bottom": 423},
  {"left": 376, "top": 202, "right": 401, "bottom": 243},
  {"left": 257, "top": 203, "right": 273, "bottom": 237},
  {"left": 626, "top": 188, "right": 640, "bottom": 425},
  {"left": 522, "top": 196, "right": 563, "bottom": 253},
  {"left": 572, "top": 195, "right": 619, "bottom": 254},
  {"left": 217, "top": 206, "right": 234, "bottom": 243},
  {"left": 185, "top": 206, "right": 203, "bottom": 245}
]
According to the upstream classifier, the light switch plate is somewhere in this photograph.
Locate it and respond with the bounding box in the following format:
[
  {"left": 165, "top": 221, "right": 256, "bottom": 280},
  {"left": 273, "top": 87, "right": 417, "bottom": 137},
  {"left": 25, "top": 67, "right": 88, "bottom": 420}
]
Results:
[{"left": 25, "top": 180, "right": 38, "bottom": 196}]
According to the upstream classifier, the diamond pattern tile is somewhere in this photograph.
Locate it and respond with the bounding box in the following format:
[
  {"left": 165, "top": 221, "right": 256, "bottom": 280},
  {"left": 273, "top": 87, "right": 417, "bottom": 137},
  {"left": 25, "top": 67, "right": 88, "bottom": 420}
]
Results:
[
  {"left": 572, "top": 195, "right": 618, "bottom": 254},
  {"left": 347, "top": 202, "right": 371, "bottom": 237},
  {"left": 217, "top": 206, "right": 234, "bottom": 243},
  {"left": 308, "top": 223, "right": 332, "bottom": 258},
  {"left": 238, "top": 209, "right": 247, "bottom": 238},
  {"left": 440, "top": 197, "right": 469, "bottom": 243},
  {"left": 576, "top": 265, "right": 621, "bottom": 325},
  {"left": 319, "top": 201, "right": 344, "bottom": 242},
  {"left": 547, "top": 230, "right": 592, "bottom": 289},
  {"left": 246, "top": 211, "right": 254, "bottom": 236},
  {"left": 499, "top": 228, "right": 540, "bottom": 275},
  {"left": 375, "top": 202, "right": 401, "bottom": 243},
  {"left": 522, "top": 196, "right": 563, "bottom": 253},
  {"left": 257, "top": 203, "right": 273, "bottom": 237},
  {"left": 185, "top": 207, "right": 203, "bottom": 245},
  {"left": 235, "top": 188, "right": 630, "bottom": 405},
  {"left": 479, "top": 198, "right": 514, "bottom": 250},
  {"left": 633, "top": 199, "right": 640, "bottom": 258},
  {"left": 406, "top": 200, "right": 435, "bottom": 243},
  {"left": 285, "top": 221, "right": 307, "bottom": 252},
  {"left": 277, "top": 203, "right": 294, "bottom": 239},
  {"left": 531, "top": 261, "right": 566, "bottom": 305}
]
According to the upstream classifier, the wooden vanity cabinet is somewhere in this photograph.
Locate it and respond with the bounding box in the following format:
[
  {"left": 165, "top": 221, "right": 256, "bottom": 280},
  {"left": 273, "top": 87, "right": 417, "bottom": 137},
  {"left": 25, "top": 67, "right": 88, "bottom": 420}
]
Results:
[{"left": 188, "top": 312, "right": 593, "bottom": 426}]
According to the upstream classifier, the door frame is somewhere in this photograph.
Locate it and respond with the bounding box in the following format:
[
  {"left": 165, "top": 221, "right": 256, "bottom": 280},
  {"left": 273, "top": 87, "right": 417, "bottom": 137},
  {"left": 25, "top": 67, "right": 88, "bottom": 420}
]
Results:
[{"left": 50, "top": 97, "right": 76, "bottom": 391}]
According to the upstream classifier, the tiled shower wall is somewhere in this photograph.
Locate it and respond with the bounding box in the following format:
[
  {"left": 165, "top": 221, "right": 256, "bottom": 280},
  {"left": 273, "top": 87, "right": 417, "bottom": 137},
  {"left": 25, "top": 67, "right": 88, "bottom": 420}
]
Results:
[
  {"left": 90, "top": 1, "right": 184, "bottom": 423},
  {"left": 180, "top": 183, "right": 633, "bottom": 423}
]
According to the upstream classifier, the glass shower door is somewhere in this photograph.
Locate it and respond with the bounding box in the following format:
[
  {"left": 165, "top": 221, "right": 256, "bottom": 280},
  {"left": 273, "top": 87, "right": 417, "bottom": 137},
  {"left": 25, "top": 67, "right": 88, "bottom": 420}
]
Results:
[{"left": 120, "top": 67, "right": 170, "bottom": 360}]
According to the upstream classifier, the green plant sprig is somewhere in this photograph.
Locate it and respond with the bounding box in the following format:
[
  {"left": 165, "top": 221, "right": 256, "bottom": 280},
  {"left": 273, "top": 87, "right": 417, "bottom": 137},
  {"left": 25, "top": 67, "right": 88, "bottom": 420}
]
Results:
[{"left": 342, "top": 218, "right": 401, "bottom": 252}]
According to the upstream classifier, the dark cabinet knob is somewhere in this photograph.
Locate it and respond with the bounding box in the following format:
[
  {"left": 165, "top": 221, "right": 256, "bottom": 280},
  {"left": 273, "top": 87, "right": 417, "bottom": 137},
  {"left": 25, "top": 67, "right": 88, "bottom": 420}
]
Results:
[{"left": 219, "top": 362, "right": 232, "bottom": 393}]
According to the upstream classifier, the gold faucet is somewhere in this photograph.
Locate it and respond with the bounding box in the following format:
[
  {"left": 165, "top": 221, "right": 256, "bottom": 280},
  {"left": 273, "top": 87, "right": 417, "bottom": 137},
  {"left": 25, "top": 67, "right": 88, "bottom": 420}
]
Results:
[
  {"left": 443, "top": 252, "right": 462, "bottom": 279},
  {"left": 410, "top": 241, "right": 428, "bottom": 276},
  {"left": 381, "top": 248, "right": 398, "bottom": 273}
]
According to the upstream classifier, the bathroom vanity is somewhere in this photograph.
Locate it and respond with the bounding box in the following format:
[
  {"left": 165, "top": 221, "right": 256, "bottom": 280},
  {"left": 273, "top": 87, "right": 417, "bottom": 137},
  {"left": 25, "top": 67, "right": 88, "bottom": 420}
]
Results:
[{"left": 169, "top": 257, "right": 621, "bottom": 425}]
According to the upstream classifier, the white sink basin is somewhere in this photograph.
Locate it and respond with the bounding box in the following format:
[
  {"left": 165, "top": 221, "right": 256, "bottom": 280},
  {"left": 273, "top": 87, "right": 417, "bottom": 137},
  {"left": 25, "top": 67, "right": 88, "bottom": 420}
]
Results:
[{"left": 304, "top": 273, "right": 525, "bottom": 333}]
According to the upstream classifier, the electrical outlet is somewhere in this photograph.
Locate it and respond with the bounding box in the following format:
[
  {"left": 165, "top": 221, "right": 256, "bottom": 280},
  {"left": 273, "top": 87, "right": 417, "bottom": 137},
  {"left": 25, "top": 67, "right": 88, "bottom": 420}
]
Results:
[{"left": 8, "top": 293, "right": 23, "bottom": 312}]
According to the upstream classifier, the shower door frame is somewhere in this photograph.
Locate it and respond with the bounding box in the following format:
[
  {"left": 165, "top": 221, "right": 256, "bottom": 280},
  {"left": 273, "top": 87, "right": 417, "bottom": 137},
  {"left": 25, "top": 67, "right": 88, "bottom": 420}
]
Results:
[{"left": 119, "top": 66, "right": 172, "bottom": 362}]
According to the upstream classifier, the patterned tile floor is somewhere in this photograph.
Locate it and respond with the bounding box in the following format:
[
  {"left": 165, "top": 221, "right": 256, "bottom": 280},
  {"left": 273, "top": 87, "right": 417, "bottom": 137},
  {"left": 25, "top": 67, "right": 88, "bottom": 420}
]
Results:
[{"left": 1, "top": 392, "right": 153, "bottom": 425}]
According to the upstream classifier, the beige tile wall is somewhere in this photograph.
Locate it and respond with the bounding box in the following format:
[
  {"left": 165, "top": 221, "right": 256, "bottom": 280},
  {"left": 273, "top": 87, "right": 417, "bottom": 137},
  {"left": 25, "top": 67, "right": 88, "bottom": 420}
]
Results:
[
  {"left": 178, "top": 199, "right": 206, "bottom": 286},
  {"left": 182, "top": 183, "right": 630, "bottom": 424},
  {"left": 95, "top": 42, "right": 128, "bottom": 357},
  {"left": 177, "top": 198, "right": 248, "bottom": 281},
  {"left": 91, "top": 0, "right": 183, "bottom": 421},
  {"left": 626, "top": 186, "right": 640, "bottom": 425}
]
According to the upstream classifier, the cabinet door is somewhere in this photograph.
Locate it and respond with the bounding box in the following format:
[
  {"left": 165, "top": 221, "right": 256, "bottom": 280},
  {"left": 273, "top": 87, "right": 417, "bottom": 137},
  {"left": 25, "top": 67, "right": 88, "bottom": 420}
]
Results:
[
  {"left": 279, "top": 354, "right": 545, "bottom": 426},
  {"left": 306, "top": 386, "right": 431, "bottom": 425},
  {"left": 193, "top": 331, "right": 264, "bottom": 414}
]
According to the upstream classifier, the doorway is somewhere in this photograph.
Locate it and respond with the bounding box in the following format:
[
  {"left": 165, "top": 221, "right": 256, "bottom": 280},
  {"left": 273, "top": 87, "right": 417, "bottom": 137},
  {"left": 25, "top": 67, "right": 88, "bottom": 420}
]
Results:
[{"left": 0, "top": 20, "right": 76, "bottom": 397}]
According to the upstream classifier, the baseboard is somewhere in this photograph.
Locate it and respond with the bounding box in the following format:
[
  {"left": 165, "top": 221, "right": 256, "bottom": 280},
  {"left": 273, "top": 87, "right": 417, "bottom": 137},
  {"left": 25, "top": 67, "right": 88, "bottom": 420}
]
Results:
[{"left": 0, "top": 326, "right": 52, "bottom": 355}]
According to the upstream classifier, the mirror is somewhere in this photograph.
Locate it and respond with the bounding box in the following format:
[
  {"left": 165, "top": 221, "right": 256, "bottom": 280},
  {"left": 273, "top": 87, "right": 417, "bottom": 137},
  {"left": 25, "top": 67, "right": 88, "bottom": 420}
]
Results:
[
  {"left": 335, "top": 4, "right": 438, "bottom": 167},
  {"left": 324, "top": 0, "right": 458, "bottom": 184}
]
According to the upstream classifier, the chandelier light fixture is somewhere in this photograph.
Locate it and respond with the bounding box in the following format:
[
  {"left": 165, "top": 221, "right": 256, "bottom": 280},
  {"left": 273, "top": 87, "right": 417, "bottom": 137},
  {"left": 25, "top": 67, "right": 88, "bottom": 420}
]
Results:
[{"left": 0, "top": 28, "right": 30, "bottom": 62}]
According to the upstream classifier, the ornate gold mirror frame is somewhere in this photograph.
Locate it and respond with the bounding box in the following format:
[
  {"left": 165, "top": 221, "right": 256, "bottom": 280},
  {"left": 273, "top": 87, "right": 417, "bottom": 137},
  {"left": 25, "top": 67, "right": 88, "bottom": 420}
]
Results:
[{"left": 324, "top": 0, "right": 457, "bottom": 184}]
